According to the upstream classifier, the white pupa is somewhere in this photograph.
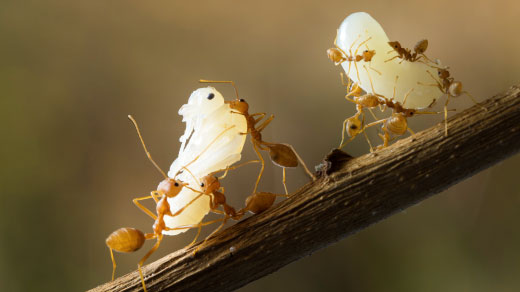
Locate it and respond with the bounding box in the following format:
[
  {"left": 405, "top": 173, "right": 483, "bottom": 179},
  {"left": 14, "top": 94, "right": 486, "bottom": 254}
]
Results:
[
  {"left": 163, "top": 87, "right": 247, "bottom": 235},
  {"left": 336, "top": 12, "right": 441, "bottom": 109}
]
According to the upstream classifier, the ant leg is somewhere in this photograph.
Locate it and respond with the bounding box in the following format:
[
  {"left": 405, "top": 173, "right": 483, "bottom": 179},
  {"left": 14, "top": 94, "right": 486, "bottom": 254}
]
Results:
[
  {"left": 252, "top": 142, "right": 265, "bottom": 193},
  {"left": 193, "top": 217, "right": 228, "bottom": 255},
  {"left": 285, "top": 144, "right": 315, "bottom": 180},
  {"left": 339, "top": 117, "right": 351, "bottom": 148},
  {"left": 368, "top": 62, "right": 382, "bottom": 76},
  {"left": 333, "top": 29, "right": 349, "bottom": 56},
  {"left": 170, "top": 192, "right": 207, "bottom": 217},
  {"left": 256, "top": 115, "right": 274, "bottom": 132},
  {"left": 133, "top": 194, "right": 159, "bottom": 220},
  {"left": 463, "top": 91, "right": 487, "bottom": 111},
  {"left": 402, "top": 88, "right": 415, "bottom": 107},
  {"left": 353, "top": 61, "right": 361, "bottom": 85},
  {"left": 216, "top": 159, "right": 260, "bottom": 179},
  {"left": 186, "top": 222, "right": 203, "bottom": 248},
  {"left": 251, "top": 112, "right": 267, "bottom": 117},
  {"left": 353, "top": 37, "right": 372, "bottom": 56},
  {"left": 443, "top": 95, "right": 452, "bottom": 137},
  {"left": 109, "top": 248, "right": 116, "bottom": 281},
  {"left": 138, "top": 234, "right": 162, "bottom": 292},
  {"left": 385, "top": 55, "right": 399, "bottom": 63},
  {"left": 362, "top": 129, "right": 374, "bottom": 152},
  {"left": 282, "top": 168, "right": 288, "bottom": 195},
  {"left": 348, "top": 34, "right": 361, "bottom": 55},
  {"left": 407, "top": 127, "right": 415, "bottom": 135},
  {"left": 367, "top": 108, "right": 378, "bottom": 120}
]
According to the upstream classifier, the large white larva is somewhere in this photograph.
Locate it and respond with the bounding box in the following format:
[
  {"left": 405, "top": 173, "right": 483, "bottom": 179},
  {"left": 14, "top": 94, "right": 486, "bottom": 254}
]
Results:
[
  {"left": 163, "top": 87, "right": 247, "bottom": 235},
  {"left": 336, "top": 12, "right": 441, "bottom": 109}
]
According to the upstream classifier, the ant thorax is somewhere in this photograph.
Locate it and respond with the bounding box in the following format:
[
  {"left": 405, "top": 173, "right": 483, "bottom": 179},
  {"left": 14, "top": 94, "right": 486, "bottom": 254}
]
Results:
[{"left": 335, "top": 12, "right": 442, "bottom": 109}]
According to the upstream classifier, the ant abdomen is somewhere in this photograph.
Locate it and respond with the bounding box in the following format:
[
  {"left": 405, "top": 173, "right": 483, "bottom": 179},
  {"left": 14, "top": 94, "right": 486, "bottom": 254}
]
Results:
[
  {"left": 448, "top": 81, "right": 463, "bottom": 97},
  {"left": 385, "top": 113, "right": 408, "bottom": 136},
  {"left": 327, "top": 48, "right": 346, "bottom": 65},
  {"left": 244, "top": 192, "right": 277, "bottom": 214},
  {"left": 106, "top": 227, "right": 146, "bottom": 253},
  {"left": 265, "top": 143, "right": 299, "bottom": 168}
]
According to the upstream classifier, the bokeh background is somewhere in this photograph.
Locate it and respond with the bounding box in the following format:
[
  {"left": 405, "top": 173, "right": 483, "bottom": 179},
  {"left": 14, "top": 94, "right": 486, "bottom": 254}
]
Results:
[{"left": 1, "top": 0, "right": 519, "bottom": 291}]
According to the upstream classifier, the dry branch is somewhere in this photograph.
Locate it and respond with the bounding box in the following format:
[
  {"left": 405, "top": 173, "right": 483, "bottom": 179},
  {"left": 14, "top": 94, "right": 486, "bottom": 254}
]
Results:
[{"left": 89, "top": 84, "right": 520, "bottom": 292}]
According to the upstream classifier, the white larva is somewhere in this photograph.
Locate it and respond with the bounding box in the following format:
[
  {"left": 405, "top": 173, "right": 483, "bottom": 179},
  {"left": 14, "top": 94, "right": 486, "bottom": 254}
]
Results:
[
  {"left": 163, "top": 87, "right": 247, "bottom": 235},
  {"left": 336, "top": 12, "right": 441, "bottom": 109}
]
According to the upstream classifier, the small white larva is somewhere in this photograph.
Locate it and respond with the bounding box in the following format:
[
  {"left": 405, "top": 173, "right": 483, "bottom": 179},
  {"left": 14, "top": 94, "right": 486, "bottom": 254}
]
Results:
[
  {"left": 163, "top": 87, "right": 247, "bottom": 235},
  {"left": 336, "top": 12, "right": 441, "bottom": 109}
]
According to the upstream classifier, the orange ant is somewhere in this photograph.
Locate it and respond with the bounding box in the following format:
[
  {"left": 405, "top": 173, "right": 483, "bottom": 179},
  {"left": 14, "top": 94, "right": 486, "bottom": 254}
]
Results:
[
  {"left": 106, "top": 116, "right": 238, "bottom": 292},
  {"left": 358, "top": 72, "right": 445, "bottom": 149},
  {"left": 420, "top": 67, "right": 487, "bottom": 136},
  {"left": 327, "top": 32, "right": 381, "bottom": 85},
  {"left": 385, "top": 39, "right": 432, "bottom": 64},
  {"left": 199, "top": 80, "right": 316, "bottom": 195},
  {"left": 338, "top": 71, "right": 384, "bottom": 150}
]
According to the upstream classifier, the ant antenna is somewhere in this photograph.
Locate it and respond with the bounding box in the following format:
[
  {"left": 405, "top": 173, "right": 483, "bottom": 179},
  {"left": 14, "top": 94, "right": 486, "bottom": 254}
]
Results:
[
  {"left": 402, "top": 88, "right": 414, "bottom": 106},
  {"left": 199, "top": 80, "right": 239, "bottom": 100},
  {"left": 128, "top": 115, "right": 168, "bottom": 180}
]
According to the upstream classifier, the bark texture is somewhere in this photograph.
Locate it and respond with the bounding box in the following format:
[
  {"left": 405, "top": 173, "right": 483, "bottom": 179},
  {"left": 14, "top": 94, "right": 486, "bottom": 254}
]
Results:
[{"left": 89, "top": 85, "right": 520, "bottom": 292}]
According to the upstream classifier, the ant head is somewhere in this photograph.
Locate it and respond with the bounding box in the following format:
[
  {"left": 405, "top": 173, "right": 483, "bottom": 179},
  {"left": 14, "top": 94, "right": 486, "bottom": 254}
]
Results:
[
  {"left": 157, "top": 178, "right": 186, "bottom": 198},
  {"left": 388, "top": 41, "right": 401, "bottom": 50},
  {"left": 327, "top": 48, "right": 344, "bottom": 63},
  {"left": 228, "top": 98, "right": 249, "bottom": 113},
  {"left": 346, "top": 116, "right": 363, "bottom": 137},
  {"left": 362, "top": 49, "right": 376, "bottom": 61},
  {"left": 404, "top": 109, "right": 416, "bottom": 117},
  {"left": 437, "top": 68, "right": 450, "bottom": 79},
  {"left": 199, "top": 175, "right": 219, "bottom": 193}
]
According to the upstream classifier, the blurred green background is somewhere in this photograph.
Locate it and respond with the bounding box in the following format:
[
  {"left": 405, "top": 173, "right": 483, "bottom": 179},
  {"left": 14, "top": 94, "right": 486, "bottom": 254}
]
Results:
[{"left": 1, "top": 0, "right": 519, "bottom": 291}]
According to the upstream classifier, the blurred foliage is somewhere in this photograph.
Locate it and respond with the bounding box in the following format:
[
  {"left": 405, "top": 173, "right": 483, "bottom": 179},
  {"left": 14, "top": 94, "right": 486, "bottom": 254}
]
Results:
[{"left": 0, "top": 0, "right": 519, "bottom": 291}]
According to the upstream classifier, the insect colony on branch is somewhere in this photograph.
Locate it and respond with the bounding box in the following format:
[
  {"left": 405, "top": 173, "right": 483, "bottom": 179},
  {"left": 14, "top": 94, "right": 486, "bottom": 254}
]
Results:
[
  {"left": 328, "top": 12, "right": 485, "bottom": 148},
  {"left": 104, "top": 11, "right": 484, "bottom": 291},
  {"left": 106, "top": 82, "right": 315, "bottom": 292}
]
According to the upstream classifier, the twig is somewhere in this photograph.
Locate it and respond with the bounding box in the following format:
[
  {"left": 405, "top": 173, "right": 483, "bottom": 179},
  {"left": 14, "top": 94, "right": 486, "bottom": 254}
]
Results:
[{"left": 89, "top": 84, "right": 520, "bottom": 292}]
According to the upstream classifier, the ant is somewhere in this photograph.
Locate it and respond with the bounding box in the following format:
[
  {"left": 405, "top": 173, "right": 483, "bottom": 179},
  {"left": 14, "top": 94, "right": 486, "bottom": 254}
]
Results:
[
  {"left": 106, "top": 116, "right": 237, "bottom": 292},
  {"left": 359, "top": 72, "right": 445, "bottom": 149},
  {"left": 199, "top": 80, "right": 316, "bottom": 195},
  {"left": 327, "top": 32, "right": 381, "bottom": 85},
  {"left": 385, "top": 39, "right": 433, "bottom": 64},
  {"left": 338, "top": 71, "right": 384, "bottom": 150},
  {"left": 420, "top": 67, "right": 487, "bottom": 136}
]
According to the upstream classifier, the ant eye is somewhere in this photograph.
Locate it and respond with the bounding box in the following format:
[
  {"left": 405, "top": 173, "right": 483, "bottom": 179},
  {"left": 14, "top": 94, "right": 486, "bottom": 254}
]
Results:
[
  {"left": 239, "top": 99, "right": 245, "bottom": 102},
  {"left": 207, "top": 93, "right": 215, "bottom": 100},
  {"left": 363, "top": 50, "right": 368, "bottom": 53},
  {"left": 350, "top": 125, "right": 358, "bottom": 129},
  {"left": 394, "top": 45, "right": 398, "bottom": 48},
  {"left": 200, "top": 183, "right": 205, "bottom": 187},
  {"left": 174, "top": 182, "right": 179, "bottom": 187}
]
